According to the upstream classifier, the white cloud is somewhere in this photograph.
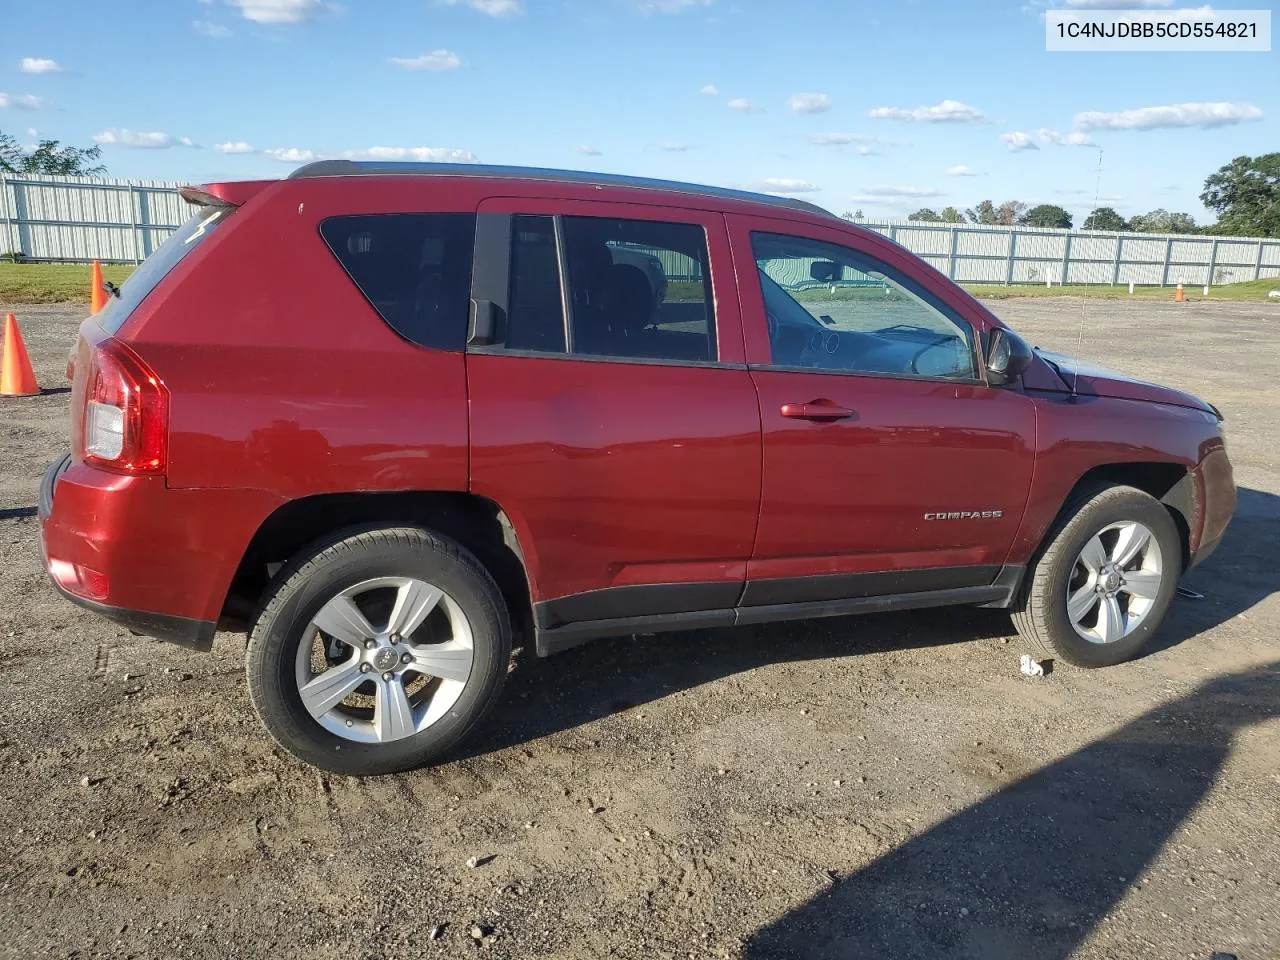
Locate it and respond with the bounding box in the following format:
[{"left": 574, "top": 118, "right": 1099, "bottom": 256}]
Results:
[
  {"left": 1001, "top": 131, "right": 1039, "bottom": 151},
  {"left": 1064, "top": 0, "right": 1172, "bottom": 7},
  {"left": 439, "top": 0, "right": 523, "bottom": 16},
  {"left": 750, "top": 178, "right": 819, "bottom": 194},
  {"left": 93, "top": 129, "right": 197, "bottom": 149},
  {"left": 193, "top": 20, "right": 233, "bottom": 37},
  {"left": 656, "top": 141, "right": 690, "bottom": 151},
  {"left": 856, "top": 145, "right": 878, "bottom": 156},
  {"left": 728, "top": 98, "right": 761, "bottom": 113},
  {"left": 945, "top": 164, "right": 977, "bottom": 176},
  {"left": 870, "top": 99, "right": 986, "bottom": 123},
  {"left": 344, "top": 146, "right": 478, "bottom": 162},
  {"left": 225, "top": 0, "right": 331, "bottom": 24},
  {"left": 855, "top": 186, "right": 943, "bottom": 198},
  {"left": 215, "top": 141, "right": 256, "bottom": 154},
  {"left": 26, "top": 127, "right": 38, "bottom": 138},
  {"left": 1039, "top": 128, "right": 1097, "bottom": 146},
  {"left": 629, "top": 0, "right": 714, "bottom": 12},
  {"left": 700, "top": 84, "right": 719, "bottom": 96},
  {"left": 1074, "top": 101, "right": 1263, "bottom": 131},
  {"left": 262, "top": 147, "right": 319, "bottom": 162},
  {"left": 0, "top": 93, "right": 44, "bottom": 110},
  {"left": 787, "top": 92, "right": 831, "bottom": 115},
  {"left": 20, "top": 58, "right": 64, "bottom": 74},
  {"left": 390, "top": 50, "right": 463, "bottom": 70},
  {"left": 575, "top": 145, "right": 602, "bottom": 156}
]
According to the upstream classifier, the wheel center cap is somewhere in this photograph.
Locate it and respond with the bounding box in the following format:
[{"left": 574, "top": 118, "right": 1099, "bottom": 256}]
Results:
[
  {"left": 1101, "top": 569, "right": 1122, "bottom": 594},
  {"left": 371, "top": 647, "right": 400, "bottom": 672}
]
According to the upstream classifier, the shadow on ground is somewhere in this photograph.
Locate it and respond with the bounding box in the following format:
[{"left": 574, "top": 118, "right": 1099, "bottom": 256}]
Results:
[
  {"left": 741, "top": 660, "right": 1280, "bottom": 960},
  {"left": 459, "top": 488, "right": 1279, "bottom": 763}
]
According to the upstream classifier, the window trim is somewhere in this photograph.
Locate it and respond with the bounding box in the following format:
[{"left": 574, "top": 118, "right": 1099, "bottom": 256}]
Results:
[
  {"left": 749, "top": 230, "right": 983, "bottom": 383},
  {"left": 470, "top": 213, "right": 723, "bottom": 366}
]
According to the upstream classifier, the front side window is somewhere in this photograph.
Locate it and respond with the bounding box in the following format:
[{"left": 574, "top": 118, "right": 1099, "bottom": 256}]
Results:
[
  {"left": 504, "top": 215, "right": 717, "bottom": 363},
  {"left": 752, "top": 232, "right": 976, "bottom": 380}
]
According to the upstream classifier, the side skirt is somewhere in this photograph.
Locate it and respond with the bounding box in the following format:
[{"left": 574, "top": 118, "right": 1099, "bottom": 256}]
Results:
[{"left": 535, "top": 579, "right": 1018, "bottom": 657}]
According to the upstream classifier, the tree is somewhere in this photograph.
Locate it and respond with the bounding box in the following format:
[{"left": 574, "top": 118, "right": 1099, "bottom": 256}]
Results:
[
  {"left": 841, "top": 209, "right": 866, "bottom": 221},
  {"left": 1127, "top": 209, "right": 1197, "bottom": 234},
  {"left": 1082, "top": 206, "right": 1129, "bottom": 231},
  {"left": 908, "top": 208, "right": 941, "bottom": 222},
  {"left": 939, "top": 206, "right": 964, "bottom": 223},
  {"left": 966, "top": 200, "right": 998, "bottom": 224},
  {"left": 0, "top": 131, "right": 106, "bottom": 176},
  {"left": 967, "top": 200, "right": 1026, "bottom": 225},
  {"left": 1019, "top": 204, "right": 1073, "bottom": 229},
  {"left": 1200, "top": 153, "right": 1280, "bottom": 238}
]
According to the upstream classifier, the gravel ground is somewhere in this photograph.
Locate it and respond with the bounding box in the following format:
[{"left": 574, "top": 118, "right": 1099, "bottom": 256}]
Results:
[{"left": 0, "top": 297, "right": 1277, "bottom": 960}]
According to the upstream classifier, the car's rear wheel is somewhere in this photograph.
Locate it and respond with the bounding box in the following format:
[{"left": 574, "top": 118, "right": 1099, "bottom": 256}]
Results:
[
  {"left": 1012, "top": 485, "right": 1180, "bottom": 668},
  {"left": 247, "top": 526, "right": 511, "bottom": 775}
]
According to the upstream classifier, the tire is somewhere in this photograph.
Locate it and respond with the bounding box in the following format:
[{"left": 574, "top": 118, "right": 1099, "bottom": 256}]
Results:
[
  {"left": 1012, "top": 484, "right": 1180, "bottom": 668},
  {"left": 247, "top": 525, "right": 512, "bottom": 776}
]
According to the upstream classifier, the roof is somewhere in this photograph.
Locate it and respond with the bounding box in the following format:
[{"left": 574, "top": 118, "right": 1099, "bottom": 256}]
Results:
[{"left": 288, "top": 159, "right": 837, "bottom": 219}]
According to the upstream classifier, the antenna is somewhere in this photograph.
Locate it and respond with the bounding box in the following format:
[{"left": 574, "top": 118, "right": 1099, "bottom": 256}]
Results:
[{"left": 1070, "top": 148, "right": 1104, "bottom": 399}]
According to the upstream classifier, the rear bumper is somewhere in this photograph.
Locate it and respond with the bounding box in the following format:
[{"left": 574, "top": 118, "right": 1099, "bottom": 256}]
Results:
[{"left": 39, "top": 454, "right": 218, "bottom": 652}]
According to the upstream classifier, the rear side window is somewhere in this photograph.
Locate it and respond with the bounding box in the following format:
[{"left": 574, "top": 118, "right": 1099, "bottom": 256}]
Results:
[
  {"left": 504, "top": 215, "right": 716, "bottom": 364},
  {"left": 320, "top": 214, "right": 476, "bottom": 351},
  {"left": 98, "top": 205, "right": 229, "bottom": 335}
]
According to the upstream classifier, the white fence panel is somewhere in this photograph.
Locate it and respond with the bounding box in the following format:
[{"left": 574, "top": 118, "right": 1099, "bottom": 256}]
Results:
[{"left": 3, "top": 175, "right": 1279, "bottom": 284}]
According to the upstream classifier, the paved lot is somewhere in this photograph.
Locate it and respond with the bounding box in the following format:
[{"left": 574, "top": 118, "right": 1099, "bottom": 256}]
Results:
[{"left": 1, "top": 297, "right": 1277, "bottom": 960}]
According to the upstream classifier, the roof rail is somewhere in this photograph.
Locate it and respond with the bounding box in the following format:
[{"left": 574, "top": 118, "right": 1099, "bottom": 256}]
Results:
[{"left": 288, "top": 160, "right": 837, "bottom": 219}]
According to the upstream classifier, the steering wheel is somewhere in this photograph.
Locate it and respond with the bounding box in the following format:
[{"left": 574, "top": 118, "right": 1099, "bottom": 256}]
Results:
[{"left": 799, "top": 329, "right": 837, "bottom": 367}]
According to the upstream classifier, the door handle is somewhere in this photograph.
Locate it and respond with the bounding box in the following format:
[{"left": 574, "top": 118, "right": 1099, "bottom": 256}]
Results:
[{"left": 780, "top": 400, "right": 856, "bottom": 421}]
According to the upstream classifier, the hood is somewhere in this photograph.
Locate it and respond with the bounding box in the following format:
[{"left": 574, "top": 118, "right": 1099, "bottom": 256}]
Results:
[{"left": 1036, "top": 350, "right": 1217, "bottom": 415}]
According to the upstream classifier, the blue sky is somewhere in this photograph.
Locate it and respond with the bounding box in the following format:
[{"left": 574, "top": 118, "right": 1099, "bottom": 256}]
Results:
[{"left": 4, "top": 0, "right": 1276, "bottom": 223}]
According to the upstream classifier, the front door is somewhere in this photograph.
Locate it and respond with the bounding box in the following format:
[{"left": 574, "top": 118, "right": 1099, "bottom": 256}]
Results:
[
  {"left": 730, "top": 215, "right": 1036, "bottom": 605},
  {"left": 467, "top": 199, "right": 761, "bottom": 632}
]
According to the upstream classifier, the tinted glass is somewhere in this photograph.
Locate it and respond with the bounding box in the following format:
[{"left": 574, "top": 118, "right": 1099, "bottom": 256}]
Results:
[
  {"left": 562, "top": 216, "right": 716, "bottom": 363},
  {"left": 506, "top": 215, "right": 566, "bottom": 353},
  {"left": 98, "top": 205, "right": 229, "bottom": 335},
  {"left": 752, "top": 232, "right": 975, "bottom": 380},
  {"left": 320, "top": 213, "right": 476, "bottom": 351}
]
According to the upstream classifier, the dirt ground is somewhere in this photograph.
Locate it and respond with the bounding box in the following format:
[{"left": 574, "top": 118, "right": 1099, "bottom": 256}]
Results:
[{"left": 1, "top": 297, "right": 1277, "bottom": 960}]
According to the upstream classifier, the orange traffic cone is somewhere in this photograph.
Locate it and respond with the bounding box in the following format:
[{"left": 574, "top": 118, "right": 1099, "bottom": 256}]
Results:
[
  {"left": 1174, "top": 282, "right": 1185, "bottom": 302},
  {"left": 90, "top": 260, "right": 108, "bottom": 315},
  {"left": 1, "top": 313, "right": 40, "bottom": 397}
]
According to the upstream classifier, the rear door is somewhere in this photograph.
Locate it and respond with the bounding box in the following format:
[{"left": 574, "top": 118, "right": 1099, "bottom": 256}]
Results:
[
  {"left": 731, "top": 214, "right": 1036, "bottom": 604},
  {"left": 467, "top": 198, "right": 761, "bottom": 633}
]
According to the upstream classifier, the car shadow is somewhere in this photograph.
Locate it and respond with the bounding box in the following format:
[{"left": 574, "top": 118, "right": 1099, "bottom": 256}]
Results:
[
  {"left": 456, "top": 487, "right": 1278, "bottom": 763},
  {"left": 740, "top": 660, "right": 1280, "bottom": 960}
]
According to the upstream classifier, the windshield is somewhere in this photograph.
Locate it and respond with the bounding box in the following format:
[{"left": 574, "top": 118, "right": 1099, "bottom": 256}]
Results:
[{"left": 96, "top": 205, "right": 229, "bottom": 334}]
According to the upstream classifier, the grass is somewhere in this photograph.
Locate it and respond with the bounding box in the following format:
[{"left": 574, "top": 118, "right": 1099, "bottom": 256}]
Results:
[
  {"left": 960, "top": 278, "right": 1280, "bottom": 302},
  {"left": 0, "top": 262, "right": 136, "bottom": 306}
]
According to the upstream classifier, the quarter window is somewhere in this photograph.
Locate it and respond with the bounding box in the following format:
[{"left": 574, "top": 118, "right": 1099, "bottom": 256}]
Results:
[
  {"left": 320, "top": 214, "right": 476, "bottom": 351},
  {"left": 505, "top": 215, "right": 717, "bottom": 363},
  {"left": 752, "top": 232, "right": 976, "bottom": 380}
]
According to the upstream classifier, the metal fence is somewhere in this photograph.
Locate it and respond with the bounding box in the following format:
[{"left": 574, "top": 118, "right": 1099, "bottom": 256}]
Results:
[
  {"left": 0, "top": 173, "right": 191, "bottom": 263},
  {"left": 2, "top": 174, "right": 1279, "bottom": 286},
  {"left": 856, "top": 219, "right": 1280, "bottom": 287}
]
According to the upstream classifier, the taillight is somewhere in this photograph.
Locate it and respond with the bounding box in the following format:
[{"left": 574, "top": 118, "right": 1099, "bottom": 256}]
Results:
[{"left": 80, "top": 339, "right": 169, "bottom": 475}]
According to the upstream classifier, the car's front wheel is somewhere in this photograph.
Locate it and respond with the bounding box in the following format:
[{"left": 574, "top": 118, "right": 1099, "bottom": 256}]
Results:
[
  {"left": 246, "top": 525, "right": 511, "bottom": 775},
  {"left": 1012, "top": 484, "right": 1180, "bottom": 668}
]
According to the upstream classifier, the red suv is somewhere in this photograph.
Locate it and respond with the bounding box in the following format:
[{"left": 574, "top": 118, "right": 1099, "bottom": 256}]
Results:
[{"left": 39, "top": 162, "right": 1235, "bottom": 775}]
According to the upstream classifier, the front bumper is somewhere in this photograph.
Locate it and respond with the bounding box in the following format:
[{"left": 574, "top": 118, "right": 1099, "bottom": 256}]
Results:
[
  {"left": 1187, "top": 444, "right": 1235, "bottom": 569},
  {"left": 38, "top": 455, "right": 217, "bottom": 651}
]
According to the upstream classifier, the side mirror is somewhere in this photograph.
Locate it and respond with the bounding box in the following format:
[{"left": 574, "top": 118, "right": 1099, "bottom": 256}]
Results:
[
  {"left": 985, "top": 328, "right": 1033, "bottom": 386},
  {"left": 809, "top": 261, "right": 841, "bottom": 282}
]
